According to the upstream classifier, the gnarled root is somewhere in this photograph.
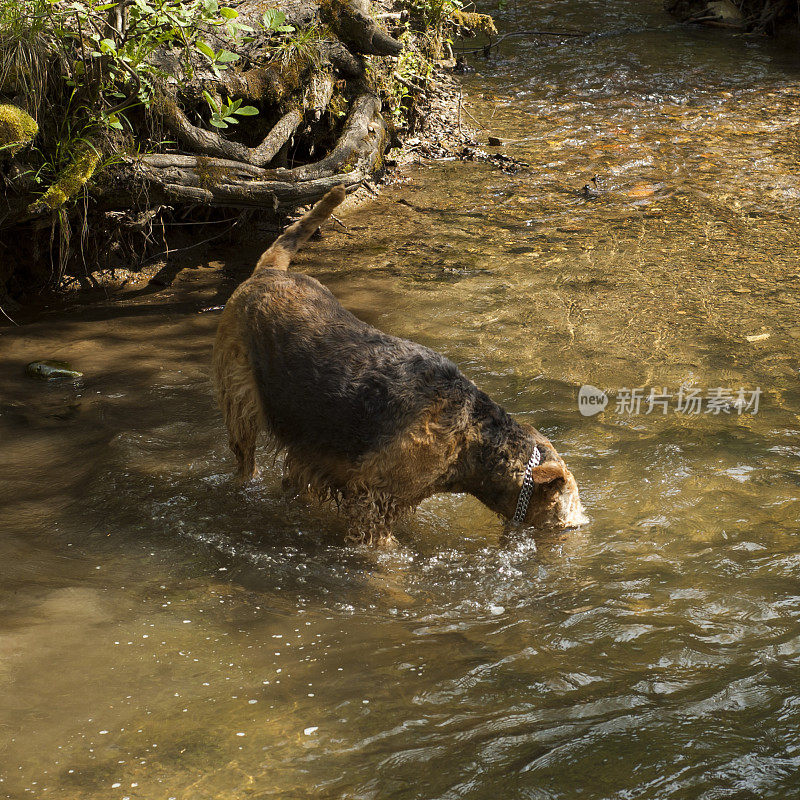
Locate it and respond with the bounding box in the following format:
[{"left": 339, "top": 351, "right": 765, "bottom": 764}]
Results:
[
  {"left": 320, "top": 0, "right": 403, "bottom": 56},
  {"left": 129, "top": 93, "right": 387, "bottom": 211},
  {"left": 157, "top": 95, "right": 303, "bottom": 168}
]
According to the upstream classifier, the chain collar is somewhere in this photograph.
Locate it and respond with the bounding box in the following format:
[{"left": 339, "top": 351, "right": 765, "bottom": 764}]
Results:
[{"left": 512, "top": 446, "right": 541, "bottom": 525}]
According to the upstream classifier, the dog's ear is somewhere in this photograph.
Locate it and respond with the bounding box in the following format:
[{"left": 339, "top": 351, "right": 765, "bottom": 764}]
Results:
[{"left": 530, "top": 462, "right": 567, "bottom": 484}]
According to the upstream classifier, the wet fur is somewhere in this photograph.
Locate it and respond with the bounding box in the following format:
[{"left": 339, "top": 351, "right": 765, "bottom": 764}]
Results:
[{"left": 213, "top": 186, "right": 582, "bottom": 544}]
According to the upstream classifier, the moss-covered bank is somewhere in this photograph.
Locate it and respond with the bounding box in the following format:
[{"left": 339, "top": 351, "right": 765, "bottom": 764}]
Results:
[{"left": 0, "top": 0, "right": 494, "bottom": 301}]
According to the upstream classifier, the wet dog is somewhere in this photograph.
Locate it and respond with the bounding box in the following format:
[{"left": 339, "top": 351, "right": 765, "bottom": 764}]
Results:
[{"left": 213, "top": 186, "right": 584, "bottom": 545}]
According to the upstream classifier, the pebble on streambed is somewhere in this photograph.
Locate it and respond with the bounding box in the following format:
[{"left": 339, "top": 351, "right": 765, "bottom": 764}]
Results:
[{"left": 25, "top": 360, "right": 83, "bottom": 380}]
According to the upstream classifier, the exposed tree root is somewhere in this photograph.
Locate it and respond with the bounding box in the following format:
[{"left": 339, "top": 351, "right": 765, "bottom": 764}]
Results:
[
  {"left": 129, "top": 93, "right": 386, "bottom": 210},
  {"left": 665, "top": 0, "right": 797, "bottom": 34},
  {"left": 0, "top": 0, "right": 492, "bottom": 298},
  {"left": 158, "top": 95, "right": 303, "bottom": 167},
  {"left": 321, "top": 0, "right": 403, "bottom": 55}
]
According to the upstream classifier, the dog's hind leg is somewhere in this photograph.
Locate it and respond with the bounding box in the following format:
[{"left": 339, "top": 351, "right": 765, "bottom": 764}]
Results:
[
  {"left": 227, "top": 402, "right": 260, "bottom": 481},
  {"left": 214, "top": 344, "right": 263, "bottom": 481}
]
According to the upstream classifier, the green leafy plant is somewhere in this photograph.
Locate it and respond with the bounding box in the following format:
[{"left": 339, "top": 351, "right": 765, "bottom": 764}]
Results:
[
  {"left": 1, "top": 0, "right": 254, "bottom": 128},
  {"left": 202, "top": 91, "right": 259, "bottom": 129},
  {"left": 195, "top": 37, "right": 240, "bottom": 76},
  {"left": 267, "top": 22, "right": 324, "bottom": 73},
  {"left": 387, "top": 44, "right": 433, "bottom": 123},
  {"left": 0, "top": 0, "right": 265, "bottom": 213},
  {"left": 261, "top": 9, "right": 295, "bottom": 33}
]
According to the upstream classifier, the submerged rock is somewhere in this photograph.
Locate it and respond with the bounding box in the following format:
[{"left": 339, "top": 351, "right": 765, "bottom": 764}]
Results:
[
  {"left": 706, "top": 1, "right": 745, "bottom": 23},
  {"left": 25, "top": 360, "right": 83, "bottom": 381}
]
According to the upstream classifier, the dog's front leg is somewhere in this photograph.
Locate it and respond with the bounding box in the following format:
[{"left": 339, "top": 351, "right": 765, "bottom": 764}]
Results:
[{"left": 340, "top": 492, "right": 399, "bottom": 548}]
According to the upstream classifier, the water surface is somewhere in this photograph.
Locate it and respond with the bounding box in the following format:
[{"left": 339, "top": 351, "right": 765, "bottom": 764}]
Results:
[{"left": 1, "top": 1, "right": 800, "bottom": 798}]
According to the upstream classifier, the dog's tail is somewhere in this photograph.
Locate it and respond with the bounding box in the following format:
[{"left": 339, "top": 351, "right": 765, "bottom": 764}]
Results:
[{"left": 253, "top": 184, "right": 347, "bottom": 273}]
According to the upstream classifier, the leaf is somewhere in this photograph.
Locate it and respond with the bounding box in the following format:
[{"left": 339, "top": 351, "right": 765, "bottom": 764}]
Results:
[
  {"left": 95, "top": 2, "right": 120, "bottom": 10},
  {"left": 226, "top": 116, "right": 239, "bottom": 124},
  {"left": 195, "top": 39, "right": 216, "bottom": 60},
  {"left": 209, "top": 117, "right": 228, "bottom": 128},
  {"left": 220, "top": 6, "right": 238, "bottom": 18},
  {"left": 235, "top": 105, "right": 259, "bottom": 116},
  {"left": 262, "top": 9, "right": 289, "bottom": 31},
  {"left": 202, "top": 89, "right": 219, "bottom": 112},
  {"left": 99, "top": 38, "right": 117, "bottom": 53},
  {"left": 217, "top": 49, "right": 240, "bottom": 63}
]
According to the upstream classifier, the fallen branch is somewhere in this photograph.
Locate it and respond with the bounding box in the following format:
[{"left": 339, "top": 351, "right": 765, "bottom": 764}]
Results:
[{"left": 456, "top": 28, "right": 587, "bottom": 56}]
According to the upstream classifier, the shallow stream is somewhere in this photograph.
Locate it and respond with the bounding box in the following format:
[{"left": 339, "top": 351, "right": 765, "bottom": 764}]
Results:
[{"left": 1, "top": 1, "right": 799, "bottom": 797}]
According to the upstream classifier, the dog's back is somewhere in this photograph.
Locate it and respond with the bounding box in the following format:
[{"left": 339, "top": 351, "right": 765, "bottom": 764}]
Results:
[
  {"left": 213, "top": 185, "right": 467, "bottom": 489},
  {"left": 244, "top": 270, "right": 464, "bottom": 461}
]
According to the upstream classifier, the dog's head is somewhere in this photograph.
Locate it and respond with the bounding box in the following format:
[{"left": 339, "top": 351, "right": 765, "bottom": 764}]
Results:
[
  {"left": 505, "top": 436, "right": 586, "bottom": 529},
  {"left": 454, "top": 398, "right": 586, "bottom": 530}
]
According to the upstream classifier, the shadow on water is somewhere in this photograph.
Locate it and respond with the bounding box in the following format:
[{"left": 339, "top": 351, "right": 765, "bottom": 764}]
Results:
[{"left": 2, "top": 1, "right": 800, "bottom": 798}]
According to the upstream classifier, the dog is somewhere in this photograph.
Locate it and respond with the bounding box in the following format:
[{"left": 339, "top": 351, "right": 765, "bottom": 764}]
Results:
[{"left": 213, "top": 185, "right": 585, "bottom": 545}]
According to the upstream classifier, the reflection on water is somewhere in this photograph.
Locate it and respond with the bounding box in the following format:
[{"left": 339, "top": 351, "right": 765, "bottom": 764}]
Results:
[{"left": 2, "top": 1, "right": 800, "bottom": 797}]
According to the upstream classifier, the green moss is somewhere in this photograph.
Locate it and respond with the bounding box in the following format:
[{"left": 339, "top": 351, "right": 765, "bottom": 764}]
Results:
[
  {"left": 0, "top": 104, "right": 38, "bottom": 153},
  {"left": 329, "top": 92, "right": 349, "bottom": 118},
  {"left": 195, "top": 155, "right": 236, "bottom": 190},
  {"left": 29, "top": 145, "right": 100, "bottom": 213},
  {"left": 451, "top": 11, "right": 497, "bottom": 36}
]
